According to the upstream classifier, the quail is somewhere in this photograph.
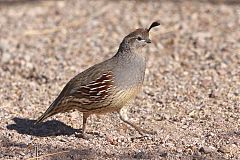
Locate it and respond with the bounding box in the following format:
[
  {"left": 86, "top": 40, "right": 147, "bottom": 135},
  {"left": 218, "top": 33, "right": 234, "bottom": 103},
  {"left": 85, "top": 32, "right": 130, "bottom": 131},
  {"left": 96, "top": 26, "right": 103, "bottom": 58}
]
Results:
[{"left": 35, "top": 21, "right": 160, "bottom": 138}]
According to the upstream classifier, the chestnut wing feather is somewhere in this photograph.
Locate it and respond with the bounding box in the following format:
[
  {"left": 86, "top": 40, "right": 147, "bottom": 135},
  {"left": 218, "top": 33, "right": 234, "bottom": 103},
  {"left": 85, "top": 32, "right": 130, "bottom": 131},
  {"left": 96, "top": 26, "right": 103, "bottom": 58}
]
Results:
[{"left": 62, "top": 71, "right": 115, "bottom": 110}]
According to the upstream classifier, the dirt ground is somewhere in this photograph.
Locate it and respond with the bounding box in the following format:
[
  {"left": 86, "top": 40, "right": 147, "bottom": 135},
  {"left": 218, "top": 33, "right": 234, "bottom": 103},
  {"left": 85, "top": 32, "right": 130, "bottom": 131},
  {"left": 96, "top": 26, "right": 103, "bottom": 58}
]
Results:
[{"left": 0, "top": 0, "right": 239, "bottom": 159}]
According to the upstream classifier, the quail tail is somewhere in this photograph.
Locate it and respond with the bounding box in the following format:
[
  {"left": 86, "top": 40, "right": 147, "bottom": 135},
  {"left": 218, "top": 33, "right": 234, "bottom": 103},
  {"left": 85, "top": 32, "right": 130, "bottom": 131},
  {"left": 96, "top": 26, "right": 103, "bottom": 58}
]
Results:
[
  {"left": 35, "top": 112, "right": 49, "bottom": 124},
  {"left": 34, "top": 100, "right": 60, "bottom": 125}
]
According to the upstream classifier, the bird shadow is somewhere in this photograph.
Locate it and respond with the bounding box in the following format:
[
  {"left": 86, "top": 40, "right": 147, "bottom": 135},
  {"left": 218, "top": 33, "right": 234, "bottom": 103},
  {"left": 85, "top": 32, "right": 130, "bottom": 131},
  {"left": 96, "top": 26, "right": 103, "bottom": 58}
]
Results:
[{"left": 6, "top": 117, "right": 79, "bottom": 137}]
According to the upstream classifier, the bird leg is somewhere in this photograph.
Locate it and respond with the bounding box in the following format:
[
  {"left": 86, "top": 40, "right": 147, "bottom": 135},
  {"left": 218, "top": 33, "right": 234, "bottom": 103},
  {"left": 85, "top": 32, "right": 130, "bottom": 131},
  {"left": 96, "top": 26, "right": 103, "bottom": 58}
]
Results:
[
  {"left": 81, "top": 113, "right": 95, "bottom": 139},
  {"left": 75, "top": 112, "right": 92, "bottom": 139},
  {"left": 82, "top": 113, "right": 88, "bottom": 135},
  {"left": 118, "top": 107, "right": 156, "bottom": 136}
]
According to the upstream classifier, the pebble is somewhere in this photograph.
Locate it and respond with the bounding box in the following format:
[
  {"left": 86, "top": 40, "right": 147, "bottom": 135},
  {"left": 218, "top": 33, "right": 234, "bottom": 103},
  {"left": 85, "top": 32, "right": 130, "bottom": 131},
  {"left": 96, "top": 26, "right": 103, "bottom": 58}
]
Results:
[
  {"left": 1, "top": 52, "right": 11, "bottom": 63},
  {"left": 218, "top": 146, "right": 230, "bottom": 153},
  {"left": 199, "top": 146, "right": 217, "bottom": 154}
]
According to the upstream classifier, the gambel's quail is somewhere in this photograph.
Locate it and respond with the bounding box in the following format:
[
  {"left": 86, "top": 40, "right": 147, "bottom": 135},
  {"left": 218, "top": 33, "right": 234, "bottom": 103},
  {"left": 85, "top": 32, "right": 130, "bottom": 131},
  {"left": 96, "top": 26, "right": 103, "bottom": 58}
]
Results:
[{"left": 35, "top": 21, "right": 160, "bottom": 138}]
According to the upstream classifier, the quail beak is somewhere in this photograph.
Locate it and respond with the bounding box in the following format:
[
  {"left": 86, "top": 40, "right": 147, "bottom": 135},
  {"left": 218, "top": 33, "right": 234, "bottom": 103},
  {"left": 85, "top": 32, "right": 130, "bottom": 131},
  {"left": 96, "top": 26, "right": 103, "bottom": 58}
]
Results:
[{"left": 146, "top": 39, "right": 151, "bottom": 43}]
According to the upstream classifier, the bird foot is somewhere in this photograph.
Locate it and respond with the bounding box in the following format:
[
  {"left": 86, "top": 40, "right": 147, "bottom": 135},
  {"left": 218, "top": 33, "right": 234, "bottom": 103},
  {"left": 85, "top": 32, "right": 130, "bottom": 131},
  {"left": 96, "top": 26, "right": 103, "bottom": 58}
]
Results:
[
  {"left": 74, "top": 132, "right": 94, "bottom": 139},
  {"left": 137, "top": 128, "right": 157, "bottom": 136}
]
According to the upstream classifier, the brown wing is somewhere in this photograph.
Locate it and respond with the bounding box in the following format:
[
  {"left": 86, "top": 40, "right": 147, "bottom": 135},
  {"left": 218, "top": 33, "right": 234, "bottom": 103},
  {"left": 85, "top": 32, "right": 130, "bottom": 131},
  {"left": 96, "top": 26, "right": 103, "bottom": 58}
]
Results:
[
  {"left": 58, "top": 71, "right": 115, "bottom": 111},
  {"left": 35, "top": 71, "right": 115, "bottom": 123}
]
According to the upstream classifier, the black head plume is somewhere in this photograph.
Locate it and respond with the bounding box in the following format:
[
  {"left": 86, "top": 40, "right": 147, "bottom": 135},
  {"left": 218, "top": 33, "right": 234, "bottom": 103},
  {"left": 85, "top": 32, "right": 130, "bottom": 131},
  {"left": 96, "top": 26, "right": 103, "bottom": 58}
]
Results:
[{"left": 148, "top": 21, "right": 160, "bottom": 32}]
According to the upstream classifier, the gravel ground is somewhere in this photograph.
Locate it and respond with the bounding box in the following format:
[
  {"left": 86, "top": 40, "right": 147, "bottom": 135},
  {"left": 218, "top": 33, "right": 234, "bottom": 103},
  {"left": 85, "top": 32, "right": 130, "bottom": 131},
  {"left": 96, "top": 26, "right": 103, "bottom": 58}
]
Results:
[{"left": 0, "top": 0, "right": 239, "bottom": 159}]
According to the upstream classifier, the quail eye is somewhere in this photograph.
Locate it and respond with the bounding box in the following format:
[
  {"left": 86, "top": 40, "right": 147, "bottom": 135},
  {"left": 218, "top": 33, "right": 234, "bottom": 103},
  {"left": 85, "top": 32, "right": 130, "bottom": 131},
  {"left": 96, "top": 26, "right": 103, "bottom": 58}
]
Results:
[{"left": 137, "top": 36, "right": 143, "bottom": 41}]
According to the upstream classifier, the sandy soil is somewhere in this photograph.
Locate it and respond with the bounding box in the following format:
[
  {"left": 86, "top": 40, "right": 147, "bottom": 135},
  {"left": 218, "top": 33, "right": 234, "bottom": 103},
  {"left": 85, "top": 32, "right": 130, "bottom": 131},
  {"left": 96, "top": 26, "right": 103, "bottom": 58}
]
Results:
[{"left": 0, "top": 0, "right": 239, "bottom": 159}]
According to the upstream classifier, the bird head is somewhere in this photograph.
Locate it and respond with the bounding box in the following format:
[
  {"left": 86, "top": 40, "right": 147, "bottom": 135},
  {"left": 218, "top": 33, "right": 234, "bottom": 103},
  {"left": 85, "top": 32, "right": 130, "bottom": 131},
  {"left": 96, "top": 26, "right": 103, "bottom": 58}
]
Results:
[{"left": 122, "top": 21, "right": 160, "bottom": 50}]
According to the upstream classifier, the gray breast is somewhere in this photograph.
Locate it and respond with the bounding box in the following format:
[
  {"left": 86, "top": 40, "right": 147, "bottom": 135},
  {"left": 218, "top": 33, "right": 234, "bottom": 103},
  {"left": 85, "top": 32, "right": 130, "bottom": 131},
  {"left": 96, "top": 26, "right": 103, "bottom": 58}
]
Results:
[{"left": 113, "top": 54, "right": 146, "bottom": 89}]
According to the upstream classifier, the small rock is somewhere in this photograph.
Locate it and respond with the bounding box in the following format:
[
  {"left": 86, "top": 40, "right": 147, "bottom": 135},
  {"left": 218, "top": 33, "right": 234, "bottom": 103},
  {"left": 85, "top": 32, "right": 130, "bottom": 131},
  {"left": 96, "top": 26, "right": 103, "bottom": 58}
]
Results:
[
  {"left": 199, "top": 146, "right": 217, "bottom": 154},
  {"left": 159, "top": 152, "right": 168, "bottom": 157},
  {"left": 218, "top": 146, "right": 230, "bottom": 153},
  {"left": 133, "top": 150, "right": 147, "bottom": 159},
  {"left": 1, "top": 53, "right": 11, "bottom": 63},
  {"left": 182, "top": 125, "right": 188, "bottom": 129},
  {"left": 189, "top": 110, "right": 198, "bottom": 118},
  {"left": 19, "top": 151, "right": 25, "bottom": 156}
]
